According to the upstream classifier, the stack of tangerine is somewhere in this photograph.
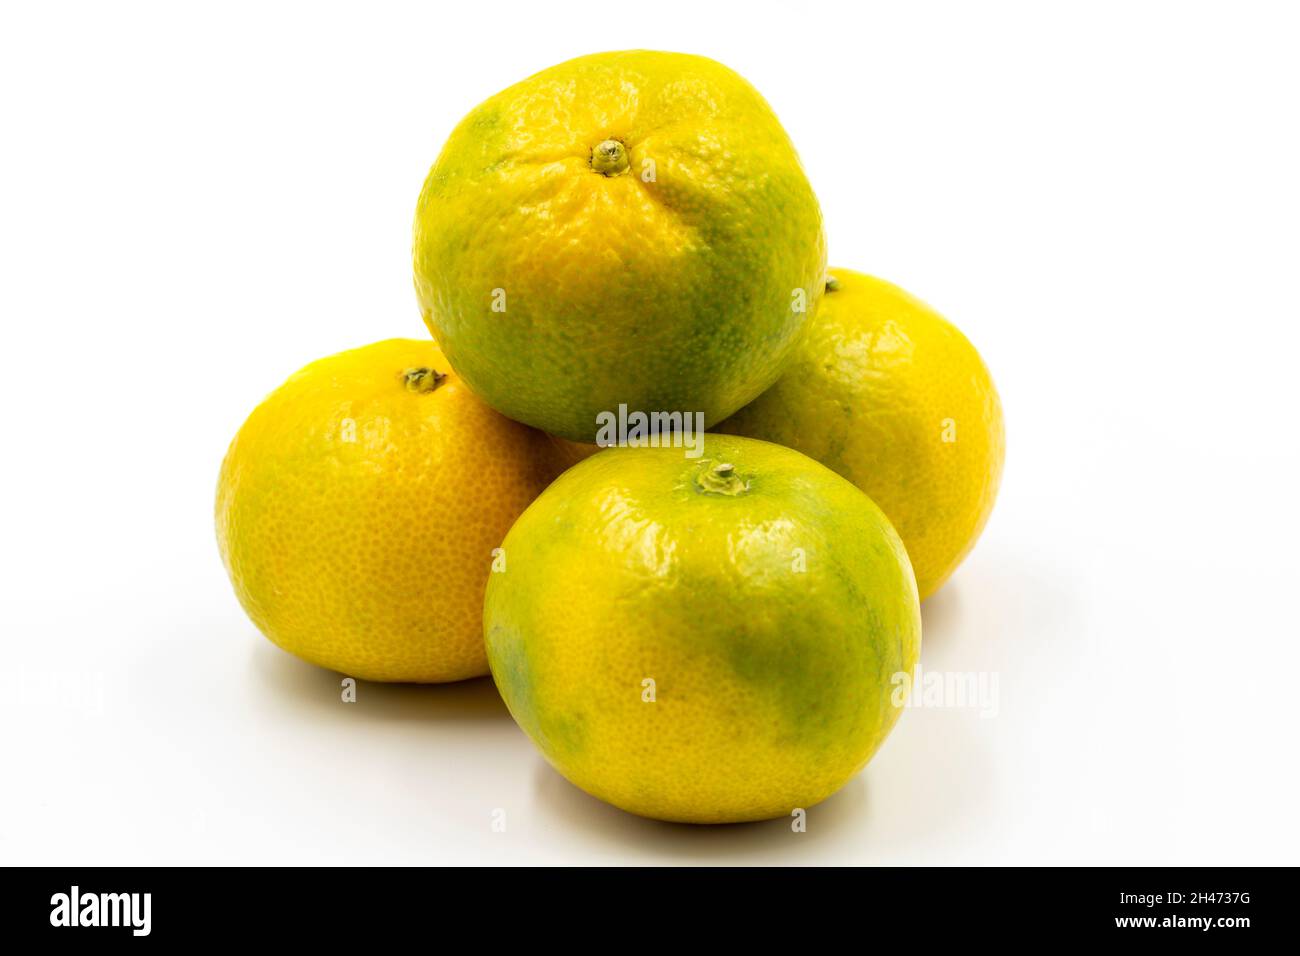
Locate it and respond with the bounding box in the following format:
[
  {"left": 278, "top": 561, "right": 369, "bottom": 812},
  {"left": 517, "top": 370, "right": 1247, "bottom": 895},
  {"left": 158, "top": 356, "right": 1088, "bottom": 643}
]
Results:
[{"left": 217, "top": 51, "right": 1004, "bottom": 824}]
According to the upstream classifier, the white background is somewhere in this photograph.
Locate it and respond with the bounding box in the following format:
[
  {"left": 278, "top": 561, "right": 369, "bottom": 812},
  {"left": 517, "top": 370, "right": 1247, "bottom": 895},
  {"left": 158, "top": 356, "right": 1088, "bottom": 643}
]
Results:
[{"left": 1, "top": 0, "right": 1297, "bottom": 865}]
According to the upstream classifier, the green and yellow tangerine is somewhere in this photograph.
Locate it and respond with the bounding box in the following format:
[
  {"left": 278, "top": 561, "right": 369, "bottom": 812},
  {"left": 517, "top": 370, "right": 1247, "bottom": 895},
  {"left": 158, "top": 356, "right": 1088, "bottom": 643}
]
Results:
[{"left": 484, "top": 435, "right": 921, "bottom": 823}]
